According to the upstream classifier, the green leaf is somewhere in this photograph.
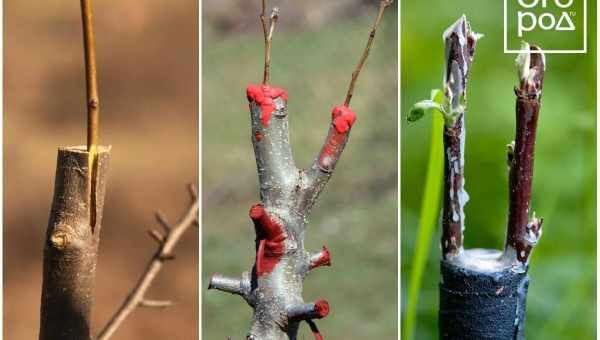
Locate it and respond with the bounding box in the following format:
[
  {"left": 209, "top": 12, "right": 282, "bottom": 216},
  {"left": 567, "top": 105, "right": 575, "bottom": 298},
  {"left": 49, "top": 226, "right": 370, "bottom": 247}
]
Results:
[
  {"left": 408, "top": 100, "right": 442, "bottom": 122},
  {"left": 408, "top": 89, "right": 446, "bottom": 123},
  {"left": 403, "top": 113, "right": 444, "bottom": 340}
]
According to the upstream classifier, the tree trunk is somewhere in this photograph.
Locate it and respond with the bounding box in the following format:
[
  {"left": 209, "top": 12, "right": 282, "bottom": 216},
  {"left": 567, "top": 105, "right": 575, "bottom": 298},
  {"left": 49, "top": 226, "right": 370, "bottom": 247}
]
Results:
[{"left": 39, "top": 146, "right": 110, "bottom": 340}]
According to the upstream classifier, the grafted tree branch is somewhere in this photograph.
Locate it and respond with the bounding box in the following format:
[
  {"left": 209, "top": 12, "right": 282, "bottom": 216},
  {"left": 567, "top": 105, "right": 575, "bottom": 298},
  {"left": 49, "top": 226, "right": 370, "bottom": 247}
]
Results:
[
  {"left": 96, "top": 186, "right": 199, "bottom": 340},
  {"left": 39, "top": 147, "right": 111, "bottom": 340},
  {"left": 406, "top": 17, "right": 545, "bottom": 339},
  {"left": 440, "top": 15, "right": 480, "bottom": 259},
  {"left": 505, "top": 43, "right": 545, "bottom": 264},
  {"left": 407, "top": 16, "right": 545, "bottom": 340},
  {"left": 39, "top": 1, "right": 110, "bottom": 339},
  {"left": 81, "top": 0, "right": 101, "bottom": 233},
  {"left": 209, "top": 1, "right": 393, "bottom": 339}
]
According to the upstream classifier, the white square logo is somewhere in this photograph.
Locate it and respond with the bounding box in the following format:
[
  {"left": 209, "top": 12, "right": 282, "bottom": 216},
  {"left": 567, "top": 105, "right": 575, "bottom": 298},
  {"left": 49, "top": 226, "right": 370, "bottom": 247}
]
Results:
[{"left": 504, "top": 0, "right": 587, "bottom": 54}]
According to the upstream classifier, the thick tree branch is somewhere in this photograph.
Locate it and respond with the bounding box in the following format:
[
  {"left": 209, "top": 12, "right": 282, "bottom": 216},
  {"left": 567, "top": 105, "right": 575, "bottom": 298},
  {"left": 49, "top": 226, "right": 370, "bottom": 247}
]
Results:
[
  {"left": 247, "top": 84, "right": 297, "bottom": 205},
  {"left": 440, "top": 15, "right": 481, "bottom": 259},
  {"left": 96, "top": 186, "right": 199, "bottom": 340},
  {"left": 39, "top": 146, "right": 111, "bottom": 340},
  {"left": 505, "top": 43, "right": 545, "bottom": 264}
]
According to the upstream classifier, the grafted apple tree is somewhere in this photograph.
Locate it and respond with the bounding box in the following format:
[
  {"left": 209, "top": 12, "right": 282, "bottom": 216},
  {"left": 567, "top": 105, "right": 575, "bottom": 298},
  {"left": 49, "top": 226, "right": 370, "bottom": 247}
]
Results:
[
  {"left": 38, "top": 1, "right": 198, "bottom": 339},
  {"left": 208, "top": 1, "right": 393, "bottom": 339},
  {"left": 408, "top": 15, "right": 545, "bottom": 339}
]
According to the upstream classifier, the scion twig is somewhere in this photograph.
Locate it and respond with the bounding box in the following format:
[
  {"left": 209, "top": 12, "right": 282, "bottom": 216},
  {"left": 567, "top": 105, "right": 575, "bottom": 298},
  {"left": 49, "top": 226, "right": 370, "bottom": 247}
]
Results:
[
  {"left": 80, "top": 0, "right": 101, "bottom": 231},
  {"left": 344, "top": 0, "right": 393, "bottom": 106},
  {"left": 97, "top": 185, "right": 199, "bottom": 340},
  {"left": 505, "top": 43, "right": 545, "bottom": 264},
  {"left": 81, "top": 0, "right": 99, "bottom": 151},
  {"left": 440, "top": 15, "right": 480, "bottom": 259},
  {"left": 261, "top": 1, "right": 279, "bottom": 84}
]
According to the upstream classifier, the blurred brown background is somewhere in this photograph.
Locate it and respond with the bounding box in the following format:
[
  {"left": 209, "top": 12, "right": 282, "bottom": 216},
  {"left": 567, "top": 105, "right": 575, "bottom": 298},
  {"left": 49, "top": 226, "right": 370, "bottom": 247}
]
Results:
[{"left": 4, "top": 1, "right": 198, "bottom": 339}]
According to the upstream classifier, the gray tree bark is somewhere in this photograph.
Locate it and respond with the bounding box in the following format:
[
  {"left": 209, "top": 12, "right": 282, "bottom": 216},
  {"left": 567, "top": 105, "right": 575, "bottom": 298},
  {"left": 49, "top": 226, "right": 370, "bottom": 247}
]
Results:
[
  {"left": 39, "top": 146, "right": 110, "bottom": 340},
  {"left": 209, "top": 92, "right": 343, "bottom": 340}
]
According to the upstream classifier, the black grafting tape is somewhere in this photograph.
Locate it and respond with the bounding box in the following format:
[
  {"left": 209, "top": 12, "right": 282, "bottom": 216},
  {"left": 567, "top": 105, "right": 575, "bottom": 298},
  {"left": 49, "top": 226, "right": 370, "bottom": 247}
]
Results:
[{"left": 439, "top": 254, "right": 529, "bottom": 340}]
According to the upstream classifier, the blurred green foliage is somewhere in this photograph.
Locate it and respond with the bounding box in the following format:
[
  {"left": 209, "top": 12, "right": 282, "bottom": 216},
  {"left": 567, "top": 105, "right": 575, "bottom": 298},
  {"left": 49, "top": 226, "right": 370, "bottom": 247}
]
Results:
[
  {"left": 203, "top": 7, "right": 398, "bottom": 340},
  {"left": 401, "top": 1, "right": 596, "bottom": 339}
]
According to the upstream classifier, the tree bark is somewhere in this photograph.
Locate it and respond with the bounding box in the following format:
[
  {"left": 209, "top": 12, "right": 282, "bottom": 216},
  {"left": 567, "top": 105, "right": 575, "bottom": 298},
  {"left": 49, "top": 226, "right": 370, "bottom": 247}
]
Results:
[
  {"left": 440, "top": 15, "right": 479, "bottom": 260},
  {"left": 39, "top": 146, "right": 110, "bottom": 340},
  {"left": 209, "top": 91, "right": 340, "bottom": 340}
]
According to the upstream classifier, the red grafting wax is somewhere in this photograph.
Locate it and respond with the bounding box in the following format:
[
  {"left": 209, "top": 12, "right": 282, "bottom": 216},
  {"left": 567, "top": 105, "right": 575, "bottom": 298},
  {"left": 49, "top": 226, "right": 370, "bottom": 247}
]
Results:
[
  {"left": 317, "top": 105, "right": 356, "bottom": 170},
  {"left": 318, "top": 130, "right": 346, "bottom": 171},
  {"left": 254, "top": 131, "right": 264, "bottom": 142},
  {"left": 310, "top": 246, "right": 331, "bottom": 269},
  {"left": 246, "top": 84, "right": 288, "bottom": 127},
  {"left": 314, "top": 299, "right": 330, "bottom": 318},
  {"left": 249, "top": 204, "right": 285, "bottom": 276},
  {"left": 331, "top": 105, "right": 356, "bottom": 133}
]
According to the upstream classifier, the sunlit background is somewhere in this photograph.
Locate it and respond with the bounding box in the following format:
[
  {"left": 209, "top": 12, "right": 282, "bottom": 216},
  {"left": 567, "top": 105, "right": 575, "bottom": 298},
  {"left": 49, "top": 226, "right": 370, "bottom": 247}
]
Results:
[
  {"left": 202, "top": 0, "right": 398, "bottom": 338},
  {"left": 401, "top": 0, "right": 596, "bottom": 339},
  {"left": 4, "top": 1, "right": 198, "bottom": 339}
]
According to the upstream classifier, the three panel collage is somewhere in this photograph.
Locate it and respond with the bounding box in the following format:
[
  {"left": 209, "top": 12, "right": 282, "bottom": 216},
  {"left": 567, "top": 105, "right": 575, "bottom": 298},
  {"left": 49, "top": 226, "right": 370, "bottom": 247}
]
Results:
[{"left": 2, "top": 0, "right": 596, "bottom": 339}]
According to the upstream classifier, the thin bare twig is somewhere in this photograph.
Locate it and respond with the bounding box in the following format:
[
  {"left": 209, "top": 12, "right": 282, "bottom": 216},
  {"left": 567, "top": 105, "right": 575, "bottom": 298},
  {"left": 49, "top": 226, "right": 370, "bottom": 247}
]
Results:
[
  {"left": 81, "top": 0, "right": 99, "bottom": 151},
  {"left": 344, "top": 0, "right": 393, "bottom": 106},
  {"left": 260, "top": 1, "right": 279, "bottom": 84},
  {"left": 80, "top": 0, "right": 101, "bottom": 232},
  {"left": 96, "top": 185, "right": 199, "bottom": 340}
]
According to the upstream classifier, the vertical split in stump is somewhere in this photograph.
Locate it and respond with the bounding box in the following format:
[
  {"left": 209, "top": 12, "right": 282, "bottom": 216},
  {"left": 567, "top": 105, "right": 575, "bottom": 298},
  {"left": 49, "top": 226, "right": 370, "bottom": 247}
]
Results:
[{"left": 39, "top": 146, "right": 110, "bottom": 340}]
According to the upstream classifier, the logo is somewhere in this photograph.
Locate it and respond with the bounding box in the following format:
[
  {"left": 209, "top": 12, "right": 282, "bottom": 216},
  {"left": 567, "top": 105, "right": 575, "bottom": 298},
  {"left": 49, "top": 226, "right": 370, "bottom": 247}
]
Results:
[{"left": 504, "top": 0, "right": 587, "bottom": 54}]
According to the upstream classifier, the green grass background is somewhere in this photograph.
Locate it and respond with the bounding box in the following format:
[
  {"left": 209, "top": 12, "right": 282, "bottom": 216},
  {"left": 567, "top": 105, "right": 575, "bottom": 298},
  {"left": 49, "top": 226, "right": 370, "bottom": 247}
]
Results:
[
  {"left": 202, "top": 5, "right": 398, "bottom": 339},
  {"left": 401, "top": 1, "right": 597, "bottom": 339}
]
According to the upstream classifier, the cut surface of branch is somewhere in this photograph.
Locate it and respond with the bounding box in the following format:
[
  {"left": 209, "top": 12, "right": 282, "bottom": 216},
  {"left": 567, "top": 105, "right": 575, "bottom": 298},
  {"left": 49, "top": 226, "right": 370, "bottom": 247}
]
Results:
[
  {"left": 39, "top": 146, "right": 110, "bottom": 340},
  {"left": 96, "top": 186, "right": 199, "bottom": 340}
]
